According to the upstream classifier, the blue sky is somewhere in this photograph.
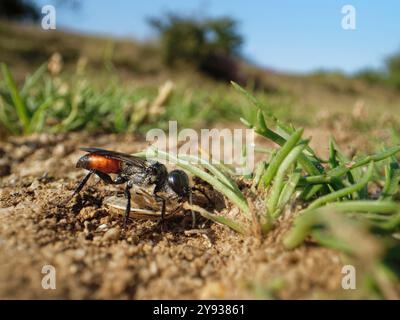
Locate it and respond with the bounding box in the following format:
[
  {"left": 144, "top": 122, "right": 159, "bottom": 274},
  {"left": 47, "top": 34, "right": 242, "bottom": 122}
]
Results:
[{"left": 34, "top": 0, "right": 400, "bottom": 74}]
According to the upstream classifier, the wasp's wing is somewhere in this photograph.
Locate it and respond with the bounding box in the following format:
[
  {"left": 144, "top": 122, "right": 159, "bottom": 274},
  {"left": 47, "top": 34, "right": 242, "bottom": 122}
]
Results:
[{"left": 80, "top": 147, "right": 149, "bottom": 169}]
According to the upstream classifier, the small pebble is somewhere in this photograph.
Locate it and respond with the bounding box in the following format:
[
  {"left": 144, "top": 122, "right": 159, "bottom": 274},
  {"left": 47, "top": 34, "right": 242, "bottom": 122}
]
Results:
[
  {"left": 102, "top": 227, "right": 121, "bottom": 241},
  {"left": 96, "top": 224, "right": 109, "bottom": 232},
  {"left": 74, "top": 249, "right": 86, "bottom": 260},
  {"left": 53, "top": 144, "right": 66, "bottom": 157},
  {"left": 28, "top": 180, "right": 40, "bottom": 191}
]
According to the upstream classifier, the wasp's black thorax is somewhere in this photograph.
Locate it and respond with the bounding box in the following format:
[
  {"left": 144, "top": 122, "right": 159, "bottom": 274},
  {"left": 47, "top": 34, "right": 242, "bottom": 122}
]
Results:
[{"left": 119, "top": 161, "right": 163, "bottom": 186}]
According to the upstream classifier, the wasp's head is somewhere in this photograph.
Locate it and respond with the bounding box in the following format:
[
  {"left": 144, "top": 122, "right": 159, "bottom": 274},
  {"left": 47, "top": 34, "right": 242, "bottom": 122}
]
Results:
[{"left": 167, "top": 170, "right": 190, "bottom": 198}]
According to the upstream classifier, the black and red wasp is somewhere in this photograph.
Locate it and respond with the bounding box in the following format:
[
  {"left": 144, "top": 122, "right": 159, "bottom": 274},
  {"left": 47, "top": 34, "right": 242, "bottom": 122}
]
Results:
[{"left": 70, "top": 147, "right": 195, "bottom": 229}]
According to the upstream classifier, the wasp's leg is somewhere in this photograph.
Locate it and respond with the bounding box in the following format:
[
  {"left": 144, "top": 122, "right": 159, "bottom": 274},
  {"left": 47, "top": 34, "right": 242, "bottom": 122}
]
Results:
[
  {"left": 91, "top": 170, "right": 130, "bottom": 228},
  {"left": 123, "top": 184, "right": 132, "bottom": 229},
  {"left": 71, "top": 170, "right": 93, "bottom": 198},
  {"left": 92, "top": 171, "right": 130, "bottom": 228}
]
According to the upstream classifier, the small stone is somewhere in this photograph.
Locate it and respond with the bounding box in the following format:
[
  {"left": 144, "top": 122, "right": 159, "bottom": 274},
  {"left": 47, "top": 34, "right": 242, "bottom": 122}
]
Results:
[
  {"left": 83, "top": 220, "right": 91, "bottom": 228},
  {"left": 74, "top": 249, "right": 86, "bottom": 260},
  {"left": 58, "top": 218, "right": 67, "bottom": 226},
  {"left": 28, "top": 180, "right": 40, "bottom": 191},
  {"left": 200, "top": 282, "right": 226, "bottom": 299},
  {"left": 53, "top": 144, "right": 66, "bottom": 157},
  {"left": 102, "top": 227, "right": 121, "bottom": 241},
  {"left": 149, "top": 261, "right": 158, "bottom": 275},
  {"left": 75, "top": 222, "right": 82, "bottom": 231},
  {"left": 38, "top": 133, "right": 52, "bottom": 145},
  {"left": 96, "top": 224, "right": 109, "bottom": 232},
  {"left": 13, "top": 145, "right": 32, "bottom": 160},
  {"left": 83, "top": 221, "right": 93, "bottom": 236}
]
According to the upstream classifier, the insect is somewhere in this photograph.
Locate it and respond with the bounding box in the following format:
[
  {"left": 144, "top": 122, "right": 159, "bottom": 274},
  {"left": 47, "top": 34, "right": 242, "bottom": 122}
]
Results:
[{"left": 70, "top": 147, "right": 194, "bottom": 229}]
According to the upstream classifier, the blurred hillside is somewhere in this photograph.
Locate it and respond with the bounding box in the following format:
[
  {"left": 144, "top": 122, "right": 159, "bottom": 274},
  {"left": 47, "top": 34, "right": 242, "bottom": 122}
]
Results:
[{"left": 1, "top": 20, "right": 400, "bottom": 121}]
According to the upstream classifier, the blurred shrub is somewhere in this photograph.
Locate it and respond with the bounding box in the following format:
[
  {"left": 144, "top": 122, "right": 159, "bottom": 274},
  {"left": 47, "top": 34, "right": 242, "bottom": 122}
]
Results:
[
  {"left": 353, "top": 50, "right": 400, "bottom": 90},
  {"left": 148, "top": 13, "right": 243, "bottom": 81},
  {"left": 386, "top": 53, "right": 400, "bottom": 89},
  {"left": 354, "top": 68, "right": 385, "bottom": 85},
  {"left": 0, "top": 0, "right": 39, "bottom": 21}
]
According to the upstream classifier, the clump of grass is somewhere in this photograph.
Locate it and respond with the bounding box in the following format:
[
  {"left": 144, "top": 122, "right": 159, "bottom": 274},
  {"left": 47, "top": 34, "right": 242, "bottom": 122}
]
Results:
[
  {"left": 132, "top": 82, "right": 400, "bottom": 243},
  {"left": 131, "top": 83, "right": 400, "bottom": 252},
  {"left": 232, "top": 81, "right": 400, "bottom": 226},
  {"left": 0, "top": 62, "right": 175, "bottom": 135},
  {"left": 1, "top": 61, "right": 295, "bottom": 136},
  {"left": 0, "top": 63, "right": 52, "bottom": 134},
  {"left": 230, "top": 82, "right": 400, "bottom": 298}
]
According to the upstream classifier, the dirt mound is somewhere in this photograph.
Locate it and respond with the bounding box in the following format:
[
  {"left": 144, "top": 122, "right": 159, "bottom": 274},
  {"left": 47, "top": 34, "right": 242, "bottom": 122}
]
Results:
[{"left": 0, "top": 132, "right": 343, "bottom": 299}]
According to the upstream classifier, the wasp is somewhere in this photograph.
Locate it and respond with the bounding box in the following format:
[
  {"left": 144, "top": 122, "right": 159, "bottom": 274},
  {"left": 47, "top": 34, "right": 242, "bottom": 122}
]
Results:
[{"left": 71, "top": 147, "right": 195, "bottom": 229}]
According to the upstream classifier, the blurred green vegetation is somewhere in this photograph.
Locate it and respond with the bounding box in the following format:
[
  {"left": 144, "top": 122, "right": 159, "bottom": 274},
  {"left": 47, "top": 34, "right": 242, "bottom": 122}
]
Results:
[
  {"left": 386, "top": 53, "right": 400, "bottom": 89},
  {"left": 354, "top": 50, "right": 400, "bottom": 90},
  {"left": 0, "top": 59, "right": 303, "bottom": 136}
]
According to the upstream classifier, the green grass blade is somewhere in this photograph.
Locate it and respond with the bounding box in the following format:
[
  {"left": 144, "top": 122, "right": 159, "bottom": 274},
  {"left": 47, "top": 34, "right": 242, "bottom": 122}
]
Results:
[
  {"left": 276, "top": 168, "right": 302, "bottom": 214},
  {"left": 283, "top": 210, "right": 318, "bottom": 249},
  {"left": 231, "top": 81, "right": 278, "bottom": 123},
  {"left": 262, "top": 128, "right": 304, "bottom": 187},
  {"left": 242, "top": 117, "right": 321, "bottom": 176},
  {"left": 306, "top": 161, "right": 374, "bottom": 210},
  {"left": 251, "top": 160, "right": 266, "bottom": 191},
  {"left": 267, "top": 143, "right": 307, "bottom": 216},
  {"left": 234, "top": 81, "right": 323, "bottom": 169},
  {"left": 21, "top": 63, "right": 47, "bottom": 96},
  {"left": 277, "top": 122, "right": 323, "bottom": 162},
  {"left": 302, "top": 147, "right": 400, "bottom": 185},
  {"left": 179, "top": 154, "right": 241, "bottom": 194},
  {"left": 300, "top": 146, "right": 400, "bottom": 200},
  {"left": 330, "top": 137, "right": 349, "bottom": 164},
  {"left": 1, "top": 63, "right": 30, "bottom": 133},
  {"left": 284, "top": 199, "right": 400, "bottom": 249},
  {"left": 185, "top": 203, "right": 246, "bottom": 234},
  {"left": 321, "top": 200, "right": 400, "bottom": 214},
  {"left": 379, "top": 214, "right": 400, "bottom": 231},
  {"left": 380, "top": 157, "right": 400, "bottom": 201},
  {"left": 311, "top": 230, "right": 353, "bottom": 253},
  {"left": 328, "top": 137, "right": 339, "bottom": 168},
  {"left": 0, "top": 96, "right": 19, "bottom": 134},
  {"left": 29, "top": 99, "right": 53, "bottom": 133}
]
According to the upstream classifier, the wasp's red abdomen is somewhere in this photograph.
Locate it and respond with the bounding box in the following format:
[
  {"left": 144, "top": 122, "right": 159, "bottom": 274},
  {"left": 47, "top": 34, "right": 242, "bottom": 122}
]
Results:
[{"left": 86, "top": 154, "right": 122, "bottom": 174}]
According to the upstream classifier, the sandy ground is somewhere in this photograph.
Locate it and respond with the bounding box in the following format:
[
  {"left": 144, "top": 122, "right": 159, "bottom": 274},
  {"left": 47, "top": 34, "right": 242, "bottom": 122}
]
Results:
[{"left": 0, "top": 132, "right": 349, "bottom": 299}]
